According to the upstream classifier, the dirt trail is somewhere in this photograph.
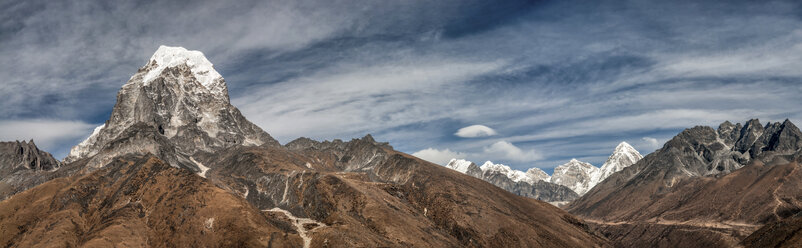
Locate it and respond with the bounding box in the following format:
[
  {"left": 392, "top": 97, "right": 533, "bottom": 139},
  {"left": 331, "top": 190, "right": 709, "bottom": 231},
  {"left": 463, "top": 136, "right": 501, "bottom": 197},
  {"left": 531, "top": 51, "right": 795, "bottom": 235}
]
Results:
[
  {"left": 584, "top": 218, "right": 759, "bottom": 230},
  {"left": 772, "top": 165, "right": 797, "bottom": 220},
  {"left": 264, "top": 208, "right": 327, "bottom": 248}
]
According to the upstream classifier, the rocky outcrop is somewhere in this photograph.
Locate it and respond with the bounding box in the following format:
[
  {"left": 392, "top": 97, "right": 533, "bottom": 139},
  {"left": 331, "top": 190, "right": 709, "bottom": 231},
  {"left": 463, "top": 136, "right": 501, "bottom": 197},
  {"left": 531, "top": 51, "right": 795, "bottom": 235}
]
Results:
[
  {"left": 0, "top": 140, "right": 59, "bottom": 172},
  {"left": 0, "top": 140, "right": 71, "bottom": 200}
]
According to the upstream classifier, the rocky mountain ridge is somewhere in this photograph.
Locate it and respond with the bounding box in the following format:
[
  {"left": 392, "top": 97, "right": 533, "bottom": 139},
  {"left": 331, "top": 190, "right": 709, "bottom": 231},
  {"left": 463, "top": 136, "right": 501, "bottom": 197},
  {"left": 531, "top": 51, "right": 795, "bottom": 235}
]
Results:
[{"left": 567, "top": 119, "right": 802, "bottom": 247}]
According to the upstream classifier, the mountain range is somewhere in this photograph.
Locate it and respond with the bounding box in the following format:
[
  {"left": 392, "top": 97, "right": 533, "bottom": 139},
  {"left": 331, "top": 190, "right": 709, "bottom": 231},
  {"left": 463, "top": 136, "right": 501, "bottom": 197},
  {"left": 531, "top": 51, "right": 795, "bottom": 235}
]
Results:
[
  {"left": 444, "top": 141, "right": 643, "bottom": 203},
  {"left": 2, "top": 45, "right": 802, "bottom": 248},
  {"left": 0, "top": 46, "right": 607, "bottom": 247}
]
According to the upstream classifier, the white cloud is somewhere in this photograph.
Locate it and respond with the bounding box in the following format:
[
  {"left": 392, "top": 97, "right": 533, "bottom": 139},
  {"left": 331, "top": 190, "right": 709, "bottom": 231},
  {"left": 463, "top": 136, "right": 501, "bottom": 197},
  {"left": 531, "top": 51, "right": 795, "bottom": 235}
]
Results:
[
  {"left": 641, "top": 137, "right": 660, "bottom": 150},
  {"left": 482, "top": 141, "right": 542, "bottom": 162},
  {"left": 412, "top": 148, "right": 467, "bottom": 165},
  {"left": 455, "top": 124, "right": 497, "bottom": 138},
  {"left": 412, "top": 140, "right": 541, "bottom": 165},
  {"left": 0, "top": 119, "right": 96, "bottom": 154}
]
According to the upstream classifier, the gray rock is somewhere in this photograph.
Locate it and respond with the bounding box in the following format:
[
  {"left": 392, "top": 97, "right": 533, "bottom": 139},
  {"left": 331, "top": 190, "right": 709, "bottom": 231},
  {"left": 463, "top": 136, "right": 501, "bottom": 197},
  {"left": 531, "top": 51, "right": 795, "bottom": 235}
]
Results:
[
  {"left": 64, "top": 46, "right": 279, "bottom": 171},
  {"left": 481, "top": 169, "right": 579, "bottom": 202}
]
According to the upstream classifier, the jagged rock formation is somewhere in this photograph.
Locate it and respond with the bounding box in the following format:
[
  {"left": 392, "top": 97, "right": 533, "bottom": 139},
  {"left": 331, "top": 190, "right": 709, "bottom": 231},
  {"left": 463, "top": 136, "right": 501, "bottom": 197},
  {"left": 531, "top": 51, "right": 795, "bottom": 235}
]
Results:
[
  {"left": 64, "top": 46, "right": 278, "bottom": 170},
  {"left": 0, "top": 140, "right": 71, "bottom": 200},
  {"left": 0, "top": 140, "right": 59, "bottom": 172},
  {"left": 568, "top": 119, "right": 802, "bottom": 247},
  {"left": 0, "top": 46, "right": 608, "bottom": 247}
]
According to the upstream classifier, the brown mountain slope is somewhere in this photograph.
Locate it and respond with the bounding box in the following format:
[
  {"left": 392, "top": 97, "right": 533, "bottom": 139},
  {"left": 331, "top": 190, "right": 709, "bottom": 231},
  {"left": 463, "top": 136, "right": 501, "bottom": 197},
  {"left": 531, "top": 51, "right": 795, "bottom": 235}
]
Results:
[
  {"left": 193, "top": 136, "right": 610, "bottom": 247},
  {"left": 743, "top": 212, "right": 802, "bottom": 247},
  {"left": 0, "top": 155, "right": 300, "bottom": 247},
  {"left": 567, "top": 119, "right": 802, "bottom": 247},
  {"left": 576, "top": 160, "right": 801, "bottom": 247}
]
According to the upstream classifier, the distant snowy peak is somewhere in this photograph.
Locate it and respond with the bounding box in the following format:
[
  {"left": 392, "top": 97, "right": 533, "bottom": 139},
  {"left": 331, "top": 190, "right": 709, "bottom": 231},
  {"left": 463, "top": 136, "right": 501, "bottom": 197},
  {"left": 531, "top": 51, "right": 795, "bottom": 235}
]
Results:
[
  {"left": 138, "top": 45, "right": 227, "bottom": 99},
  {"left": 480, "top": 161, "right": 526, "bottom": 182},
  {"left": 526, "top": 167, "right": 551, "bottom": 182},
  {"left": 550, "top": 159, "right": 599, "bottom": 196},
  {"left": 478, "top": 161, "right": 548, "bottom": 185},
  {"left": 445, "top": 158, "right": 482, "bottom": 178},
  {"left": 595, "top": 142, "right": 643, "bottom": 182},
  {"left": 439, "top": 142, "right": 642, "bottom": 197}
]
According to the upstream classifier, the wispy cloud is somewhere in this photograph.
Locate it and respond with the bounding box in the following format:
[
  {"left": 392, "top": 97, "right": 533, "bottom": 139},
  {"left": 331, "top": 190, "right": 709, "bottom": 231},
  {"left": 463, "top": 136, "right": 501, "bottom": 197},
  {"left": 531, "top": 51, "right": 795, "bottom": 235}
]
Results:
[{"left": 233, "top": 57, "right": 507, "bottom": 142}]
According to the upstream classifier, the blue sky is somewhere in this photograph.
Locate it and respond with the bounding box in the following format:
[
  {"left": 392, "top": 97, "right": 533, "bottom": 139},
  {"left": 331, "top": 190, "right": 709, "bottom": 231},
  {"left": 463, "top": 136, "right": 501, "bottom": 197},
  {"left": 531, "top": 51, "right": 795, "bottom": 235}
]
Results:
[{"left": 1, "top": 0, "right": 802, "bottom": 174}]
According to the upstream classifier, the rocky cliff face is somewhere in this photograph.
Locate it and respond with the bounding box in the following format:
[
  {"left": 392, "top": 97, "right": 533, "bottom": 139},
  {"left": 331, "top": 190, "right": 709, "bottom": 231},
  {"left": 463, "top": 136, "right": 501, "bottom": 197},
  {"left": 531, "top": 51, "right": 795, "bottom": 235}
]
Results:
[
  {"left": 64, "top": 46, "right": 279, "bottom": 170},
  {"left": 0, "top": 140, "right": 68, "bottom": 200},
  {"left": 0, "top": 140, "right": 59, "bottom": 172}
]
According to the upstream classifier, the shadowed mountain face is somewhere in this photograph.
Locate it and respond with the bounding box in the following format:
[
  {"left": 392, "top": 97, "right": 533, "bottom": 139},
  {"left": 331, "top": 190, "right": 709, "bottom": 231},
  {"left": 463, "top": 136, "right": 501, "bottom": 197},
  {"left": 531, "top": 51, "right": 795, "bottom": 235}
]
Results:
[
  {"left": 0, "top": 46, "right": 608, "bottom": 247},
  {"left": 0, "top": 140, "right": 77, "bottom": 201},
  {"left": 567, "top": 119, "right": 802, "bottom": 247}
]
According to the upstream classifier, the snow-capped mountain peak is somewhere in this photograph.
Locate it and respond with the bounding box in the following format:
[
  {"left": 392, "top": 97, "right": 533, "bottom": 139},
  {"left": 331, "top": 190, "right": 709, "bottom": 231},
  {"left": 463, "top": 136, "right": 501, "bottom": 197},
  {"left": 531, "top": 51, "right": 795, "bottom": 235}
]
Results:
[
  {"left": 595, "top": 142, "right": 643, "bottom": 183},
  {"left": 439, "top": 142, "right": 642, "bottom": 198},
  {"left": 444, "top": 158, "right": 483, "bottom": 178},
  {"left": 445, "top": 158, "right": 474, "bottom": 174},
  {"left": 65, "top": 45, "right": 278, "bottom": 165},
  {"left": 525, "top": 167, "right": 551, "bottom": 182},
  {"left": 550, "top": 158, "right": 599, "bottom": 195},
  {"left": 139, "top": 45, "right": 227, "bottom": 98},
  {"left": 480, "top": 161, "right": 537, "bottom": 184}
]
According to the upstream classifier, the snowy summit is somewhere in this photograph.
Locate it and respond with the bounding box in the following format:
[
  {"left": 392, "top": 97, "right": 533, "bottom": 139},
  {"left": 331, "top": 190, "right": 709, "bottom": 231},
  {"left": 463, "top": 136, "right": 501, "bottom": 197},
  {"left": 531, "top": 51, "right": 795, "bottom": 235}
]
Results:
[{"left": 139, "top": 45, "right": 227, "bottom": 98}]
